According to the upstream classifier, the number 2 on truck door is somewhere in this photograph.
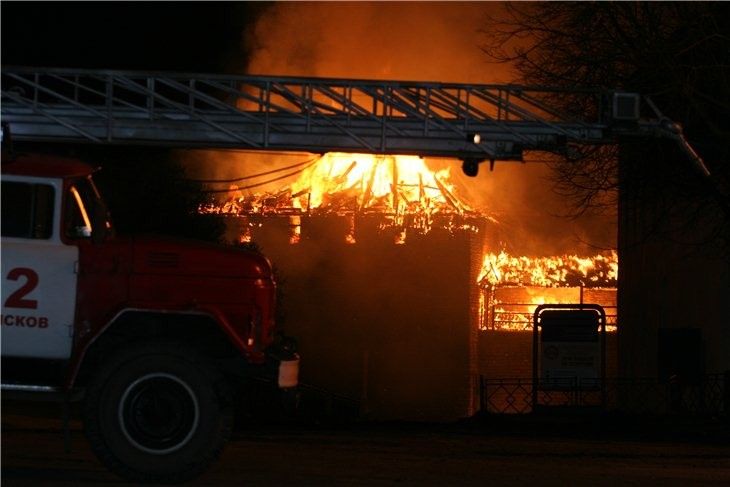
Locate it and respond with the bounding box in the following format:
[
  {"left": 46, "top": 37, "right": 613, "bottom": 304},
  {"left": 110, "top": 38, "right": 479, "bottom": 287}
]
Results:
[{"left": 1, "top": 177, "right": 77, "bottom": 360}]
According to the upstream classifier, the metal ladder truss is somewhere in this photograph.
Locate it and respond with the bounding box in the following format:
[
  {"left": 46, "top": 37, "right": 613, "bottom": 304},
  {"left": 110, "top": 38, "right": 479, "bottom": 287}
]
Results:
[{"left": 1, "top": 67, "right": 634, "bottom": 160}]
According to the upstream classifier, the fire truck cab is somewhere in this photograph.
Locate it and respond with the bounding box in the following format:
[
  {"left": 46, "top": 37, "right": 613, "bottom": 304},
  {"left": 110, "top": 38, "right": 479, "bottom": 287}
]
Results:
[{"left": 1, "top": 152, "right": 299, "bottom": 483}]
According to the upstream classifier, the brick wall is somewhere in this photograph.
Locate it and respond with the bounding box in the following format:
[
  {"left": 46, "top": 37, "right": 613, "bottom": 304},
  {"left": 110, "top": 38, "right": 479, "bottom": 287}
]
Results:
[{"left": 228, "top": 216, "right": 485, "bottom": 421}]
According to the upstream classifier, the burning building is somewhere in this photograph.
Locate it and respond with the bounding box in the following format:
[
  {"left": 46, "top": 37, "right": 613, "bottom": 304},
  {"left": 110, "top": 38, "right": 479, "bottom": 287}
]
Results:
[
  {"left": 200, "top": 152, "right": 618, "bottom": 420},
  {"left": 476, "top": 252, "right": 618, "bottom": 413}
]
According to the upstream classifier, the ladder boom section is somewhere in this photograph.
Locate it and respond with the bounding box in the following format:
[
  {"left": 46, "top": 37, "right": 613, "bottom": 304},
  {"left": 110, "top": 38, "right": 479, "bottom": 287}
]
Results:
[{"left": 1, "top": 67, "right": 621, "bottom": 159}]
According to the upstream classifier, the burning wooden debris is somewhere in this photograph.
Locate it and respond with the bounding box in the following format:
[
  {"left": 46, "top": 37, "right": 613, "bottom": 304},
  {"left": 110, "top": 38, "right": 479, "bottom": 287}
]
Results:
[
  {"left": 477, "top": 251, "right": 619, "bottom": 332},
  {"left": 200, "top": 153, "right": 487, "bottom": 242},
  {"left": 478, "top": 251, "right": 619, "bottom": 288}
]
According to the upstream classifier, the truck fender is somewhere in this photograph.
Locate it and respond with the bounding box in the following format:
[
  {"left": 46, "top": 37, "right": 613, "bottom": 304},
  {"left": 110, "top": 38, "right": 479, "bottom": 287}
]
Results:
[{"left": 65, "top": 307, "right": 244, "bottom": 389}]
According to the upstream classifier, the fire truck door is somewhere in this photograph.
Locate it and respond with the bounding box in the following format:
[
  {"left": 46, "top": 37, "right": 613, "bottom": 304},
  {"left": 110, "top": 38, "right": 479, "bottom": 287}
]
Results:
[{"left": 1, "top": 178, "right": 77, "bottom": 359}]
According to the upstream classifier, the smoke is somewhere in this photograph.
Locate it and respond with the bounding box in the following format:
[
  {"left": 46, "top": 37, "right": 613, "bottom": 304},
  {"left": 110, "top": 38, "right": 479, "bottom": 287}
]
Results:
[
  {"left": 432, "top": 156, "right": 617, "bottom": 255},
  {"left": 211, "top": 3, "right": 618, "bottom": 417},
  {"left": 182, "top": 3, "right": 511, "bottom": 194},
  {"left": 245, "top": 2, "right": 511, "bottom": 83},
  {"left": 185, "top": 2, "right": 615, "bottom": 255}
]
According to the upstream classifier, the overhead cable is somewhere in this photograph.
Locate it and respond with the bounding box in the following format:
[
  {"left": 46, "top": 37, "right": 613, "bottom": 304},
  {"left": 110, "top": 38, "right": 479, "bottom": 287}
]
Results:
[
  {"left": 188, "top": 156, "right": 320, "bottom": 183},
  {"left": 200, "top": 159, "right": 319, "bottom": 193}
]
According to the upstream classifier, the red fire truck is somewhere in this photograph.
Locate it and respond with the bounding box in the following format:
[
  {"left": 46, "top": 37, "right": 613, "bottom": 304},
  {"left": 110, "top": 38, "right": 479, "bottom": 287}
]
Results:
[{"left": 1, "top": 151, "right": 299, "bottom": 483}]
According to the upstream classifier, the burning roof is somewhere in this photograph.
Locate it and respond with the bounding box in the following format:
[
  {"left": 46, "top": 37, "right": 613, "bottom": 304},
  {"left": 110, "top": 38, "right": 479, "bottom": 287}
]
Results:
[
  {"left": 200, "top": 152, "right": 488, "bottom": 243},
  {"left": 199, "top": 151, "right": 618, "bottom": 289},
  {"left": 478, "top": 251, "right": 618, "bottom": 288}
]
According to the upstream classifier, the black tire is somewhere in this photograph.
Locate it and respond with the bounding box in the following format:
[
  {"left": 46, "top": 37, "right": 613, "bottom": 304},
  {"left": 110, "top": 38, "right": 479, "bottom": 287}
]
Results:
[{"left": 84, "top": 342, "right": 233, "bottom": 484}]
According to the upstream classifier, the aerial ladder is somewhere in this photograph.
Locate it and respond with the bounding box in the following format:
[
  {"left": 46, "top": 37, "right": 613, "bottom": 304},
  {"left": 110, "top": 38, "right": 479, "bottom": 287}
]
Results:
[{"left": 0, "top": 66, "right": 709, "bottom": 178}]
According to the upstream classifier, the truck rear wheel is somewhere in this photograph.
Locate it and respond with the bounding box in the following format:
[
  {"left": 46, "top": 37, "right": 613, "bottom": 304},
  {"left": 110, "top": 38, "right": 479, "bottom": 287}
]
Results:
[{"left": 84, "top": 342, "right": 232, "bottom": 484}]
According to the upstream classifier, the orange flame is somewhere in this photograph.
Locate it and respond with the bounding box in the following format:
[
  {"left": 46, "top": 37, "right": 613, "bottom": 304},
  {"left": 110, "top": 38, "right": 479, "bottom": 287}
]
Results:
[
  {"left": 201, "top": 152, "right": 482, "bottom": 244},
  {"left": 290, "top": 152, "right": 468, "bottom": 214},
  {"left": 480, "top": 286, "right": 618, "bottom": 332},
  {"left": 477, "top": 251, "right": 618, "bottom": 332},
  {"left": 478, "top": 250, "right": 618, "bottom": 288}
]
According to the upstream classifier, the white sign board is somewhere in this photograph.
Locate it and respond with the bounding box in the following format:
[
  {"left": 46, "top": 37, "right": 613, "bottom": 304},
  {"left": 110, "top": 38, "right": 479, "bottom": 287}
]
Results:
[{"left": 540, "top": 310, "right": 600, "bottom": 388}]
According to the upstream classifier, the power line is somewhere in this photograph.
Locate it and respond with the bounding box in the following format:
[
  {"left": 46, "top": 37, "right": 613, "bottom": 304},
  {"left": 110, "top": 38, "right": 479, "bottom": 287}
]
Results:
[
  {"left": 188, "top": 156, "right": 320, "bottom": 183},
  {"left": 200, "top": 159, "right": 319, "bottom": 193}
]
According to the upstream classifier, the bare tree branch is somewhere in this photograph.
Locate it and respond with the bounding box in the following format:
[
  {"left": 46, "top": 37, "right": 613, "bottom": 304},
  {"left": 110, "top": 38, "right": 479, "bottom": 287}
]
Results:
[{"left": 480, "top": 2, "right": 730, "bottom": 249}]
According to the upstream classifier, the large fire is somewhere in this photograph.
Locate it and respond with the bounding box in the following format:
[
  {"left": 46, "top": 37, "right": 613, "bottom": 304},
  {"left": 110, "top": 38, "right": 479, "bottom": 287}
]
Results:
[
  {"left": 290, "top": 153, "right": 473, "bottom": 214},
  {"left": 478, "top": 250, "right": 618, "bottom": 288},
  {"left": 200, "top": 152, "right": 618, "bottom": 332},
  {"left": 200, "top": 152, "right": 484, "bottom": 243},
  {"left": 478, "top": 251, "right": 618, "bottom": 332}
]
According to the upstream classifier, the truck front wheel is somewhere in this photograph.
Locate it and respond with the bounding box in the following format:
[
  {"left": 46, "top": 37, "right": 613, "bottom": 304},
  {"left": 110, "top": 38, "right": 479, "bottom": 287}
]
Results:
[{"left": 84, "top": 342, "right": 232, "bottom": 483}]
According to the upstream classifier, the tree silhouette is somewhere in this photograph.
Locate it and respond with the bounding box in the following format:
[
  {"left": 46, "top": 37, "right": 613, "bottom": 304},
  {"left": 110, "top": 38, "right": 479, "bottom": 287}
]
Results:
[
  {"left": 481, "top": 2, "right": 730, "bottom": 246},
  {"left": 483, "top": 3, "right": 730, "bottom": 379}
]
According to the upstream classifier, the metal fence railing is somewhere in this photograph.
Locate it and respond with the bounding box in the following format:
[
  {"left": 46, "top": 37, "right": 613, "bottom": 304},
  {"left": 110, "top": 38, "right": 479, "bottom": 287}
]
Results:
[
  {"left": 479, "top": 373, "right": 729, "bottom": 416},
  {"left": 484, "top": 303, "right": 618, "bottom": 332}
]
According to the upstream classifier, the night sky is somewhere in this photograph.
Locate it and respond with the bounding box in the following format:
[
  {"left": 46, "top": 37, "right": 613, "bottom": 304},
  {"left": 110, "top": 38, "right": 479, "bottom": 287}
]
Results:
[{"left": 2, "top": 2, "right": 266, "bottom": 72}]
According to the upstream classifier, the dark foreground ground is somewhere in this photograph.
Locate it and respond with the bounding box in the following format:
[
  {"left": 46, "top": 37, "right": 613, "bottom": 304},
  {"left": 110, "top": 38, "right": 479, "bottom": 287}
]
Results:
[{"left": 3, "top": 400, "right": 730, "bottom": 486}]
